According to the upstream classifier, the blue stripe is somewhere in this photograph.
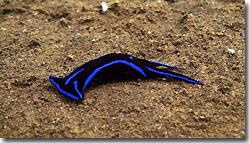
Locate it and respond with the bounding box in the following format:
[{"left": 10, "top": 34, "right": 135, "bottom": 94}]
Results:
[
  {"left": 65, "top": 68, "right": 84, "bottom": 85},
  {"left": 49, "top": 76, "right": 79, "bottom": 100},
  {"left": 73, "top": 81, "right": 82, "bottom": 99},
  {"left": 146, "top": 67, "right": 204, "bottom": 85},
  {"left": 149, "top": 60, "right": 178, "bottom": 68},
  {"left": 83, "top": 60, "right": 147, "bottom": 90}
]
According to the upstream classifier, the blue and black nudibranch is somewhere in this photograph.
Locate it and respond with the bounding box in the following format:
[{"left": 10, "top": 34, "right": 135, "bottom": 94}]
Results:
[{"left": 49, "top": 53, "right": 204, "bottom": 100}]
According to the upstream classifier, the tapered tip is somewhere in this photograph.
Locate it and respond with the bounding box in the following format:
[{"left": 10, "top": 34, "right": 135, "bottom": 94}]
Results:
[
  {"left": 49, "top": 75, "right": 64, "bottom": 86},
  {"left": 194, "top": 80, "right": 205, "bottom": 85}
]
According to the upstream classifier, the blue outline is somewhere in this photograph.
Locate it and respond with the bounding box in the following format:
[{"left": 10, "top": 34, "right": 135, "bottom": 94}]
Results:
[
  {"left": 149, "top": 60, "right": 178, "bottom": 68},
  {"left": 83, "top": 60, "right": 147, "bottom": 90},
  {"left": 65, "top": 68, "right": 84, "bottom": 85},
  {"left": 49, "top": 76, "right": 80, "bottom": 100},
  {"left": 146, "top": 67, "right": 204, "bottom": 85},
  {"left": 73, "top": 81, "right": 82, "bottom": 99}
]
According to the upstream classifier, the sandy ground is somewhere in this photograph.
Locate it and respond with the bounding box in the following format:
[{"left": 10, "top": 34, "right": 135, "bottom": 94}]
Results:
[{"left": 0, "top": 0, "right": 245, "bottom": 138}]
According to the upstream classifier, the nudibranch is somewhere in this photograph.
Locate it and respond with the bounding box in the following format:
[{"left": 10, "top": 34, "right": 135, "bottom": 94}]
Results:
[{"left": 49, "top": 53, "right": 204, "bottom": 100}]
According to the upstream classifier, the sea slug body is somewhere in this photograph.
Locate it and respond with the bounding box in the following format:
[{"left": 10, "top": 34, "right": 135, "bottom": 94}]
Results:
[{"left": 49, "top": 53, "right": 204, "bottom": 100}]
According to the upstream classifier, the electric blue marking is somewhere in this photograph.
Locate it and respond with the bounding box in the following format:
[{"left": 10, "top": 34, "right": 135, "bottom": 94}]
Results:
[
  {"left": 73, "top": 81, "right": 82, "bottom": 99},
  {"left": 65, "top": 68, "right": 84, "bottom": 85},
  {"left": 146, "top": 67, "right": 204, "bottom": 85},
  {"left": 49, "top": 76, "right": 79, "bottom": 100},
  {"left": 149, "top": 60, "right": 178, "bottom": 68},
  {"left": 130, "top": 56, "right": 133, "bottom": 60},
  {"left": 83, "top": 60, "right": 147, "bottom": 90}
]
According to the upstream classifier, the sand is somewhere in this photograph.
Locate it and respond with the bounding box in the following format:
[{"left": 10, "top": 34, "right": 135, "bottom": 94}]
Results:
[{"left": 0, "top": 0, "right": 245, "bottom": 138}]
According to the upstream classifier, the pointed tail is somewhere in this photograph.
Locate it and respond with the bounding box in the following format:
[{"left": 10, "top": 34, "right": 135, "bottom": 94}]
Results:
[{"left": 146, "top": 67, "right": 204, "bottom": 85}]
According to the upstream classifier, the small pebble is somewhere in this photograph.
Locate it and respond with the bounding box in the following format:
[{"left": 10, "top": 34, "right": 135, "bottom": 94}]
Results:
[
  {"left": 67, "top": 54, "right": 74, "bottom": 60},
  {"left": 227, "top": 48, "right": 235, "bottom": 55},
  {"left": 1, "top": 27, "right": 7, "bottom": 31},
  {"left": 102, "top": 2, "right": 108, "bottom": 12},
  {"left": 199, "top": 116, "right": 205, "bottom": 119},
  {"left": 76, "top": 33, "right": 81, "bottom": 36},
  {"left": 237, "top": 50, "right": 242, "bottom": 55}
]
